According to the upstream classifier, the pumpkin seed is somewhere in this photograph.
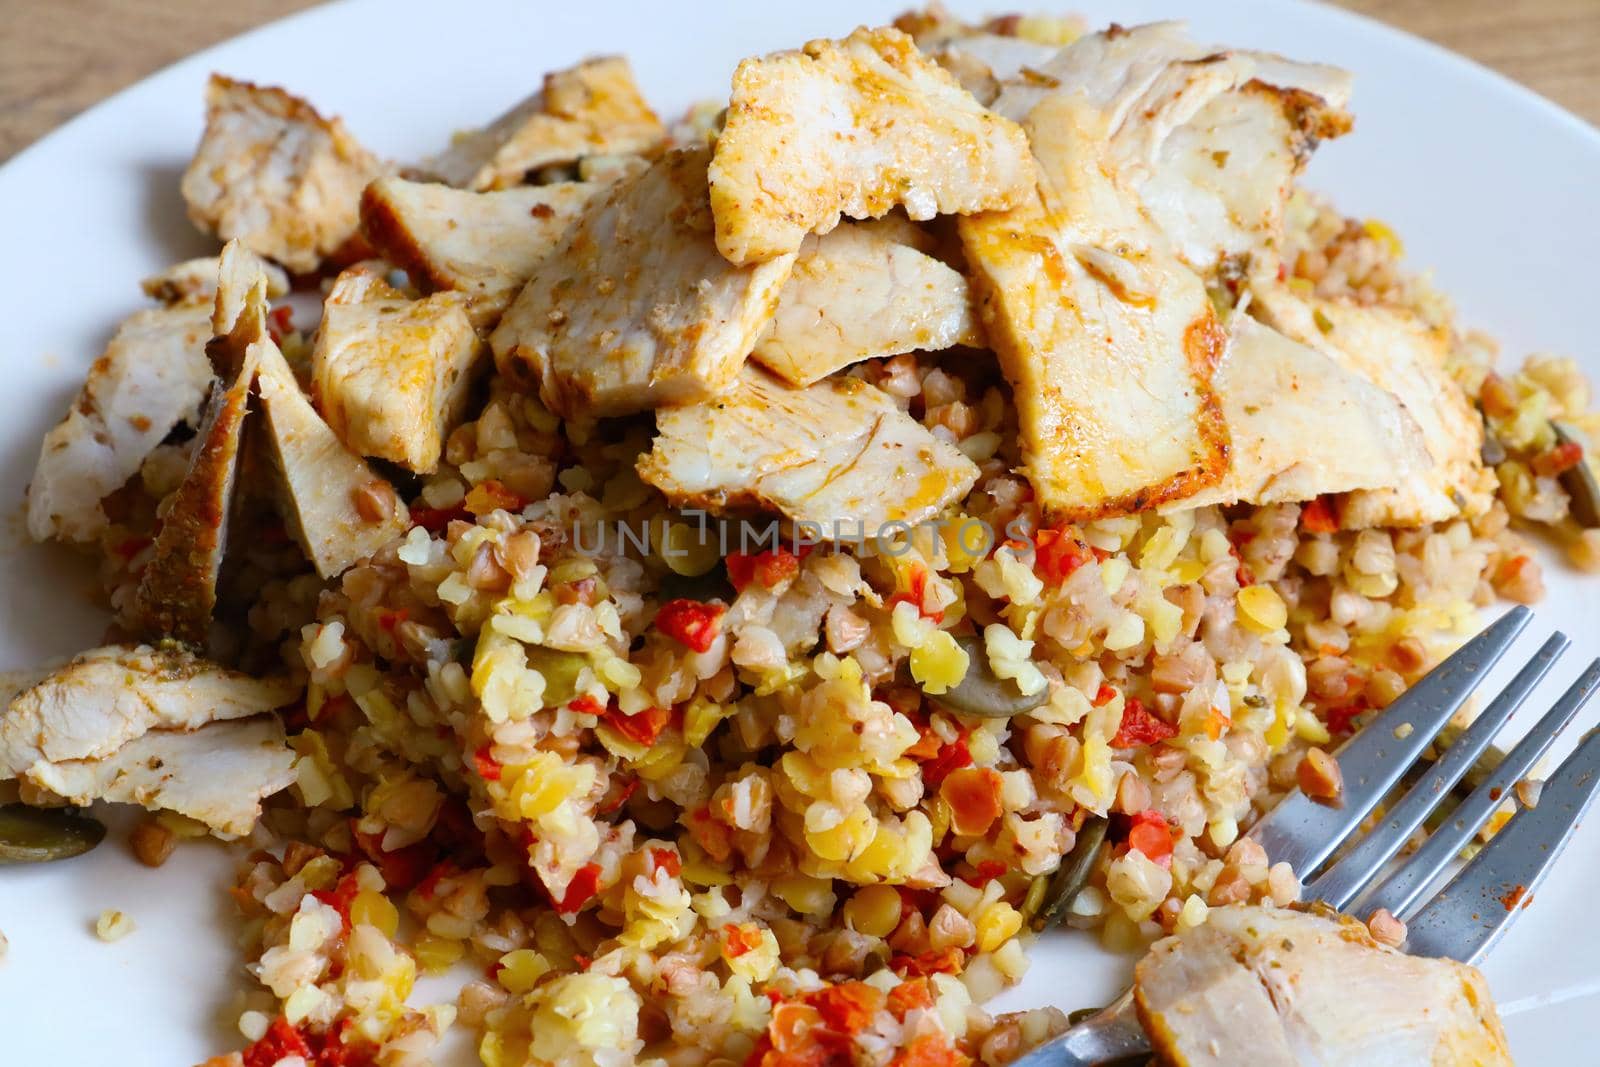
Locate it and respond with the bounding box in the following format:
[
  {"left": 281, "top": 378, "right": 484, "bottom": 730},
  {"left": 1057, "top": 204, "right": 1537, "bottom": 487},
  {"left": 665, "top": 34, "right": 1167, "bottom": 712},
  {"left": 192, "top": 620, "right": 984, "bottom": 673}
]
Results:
[
  {"left": 928, "top": 635, "right": 1050, "bottom": 719},
  {"left": 1031, "top": 814, "right": 1109, "bottom": 930},
  {"left": 0, "top": 804, "right": 106, "bottom": 864},
  {"left": 1552, "top": 421, "right": 1600, "bottom": 528}
]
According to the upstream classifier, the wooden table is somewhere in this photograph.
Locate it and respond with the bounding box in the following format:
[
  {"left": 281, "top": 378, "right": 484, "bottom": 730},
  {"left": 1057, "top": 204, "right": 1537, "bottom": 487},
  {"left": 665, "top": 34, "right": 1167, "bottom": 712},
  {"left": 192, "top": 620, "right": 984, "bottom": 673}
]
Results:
[{"left": 1, "top": 0, "right": 1596, "bottom": 162}]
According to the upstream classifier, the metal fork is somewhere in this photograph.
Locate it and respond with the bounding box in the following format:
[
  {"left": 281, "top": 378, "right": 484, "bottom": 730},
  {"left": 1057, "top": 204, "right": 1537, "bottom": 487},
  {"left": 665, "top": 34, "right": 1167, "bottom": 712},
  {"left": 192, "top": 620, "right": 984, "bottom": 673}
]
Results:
[{"left": 1016, "top": 605, "right": 1600, "bottom": 1066}]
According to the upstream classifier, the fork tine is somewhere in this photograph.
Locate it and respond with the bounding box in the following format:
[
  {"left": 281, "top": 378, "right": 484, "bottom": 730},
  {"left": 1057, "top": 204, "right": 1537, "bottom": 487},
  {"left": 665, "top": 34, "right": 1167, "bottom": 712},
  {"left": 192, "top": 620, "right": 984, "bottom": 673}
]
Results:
[
  {"left": 1403, "top": 719, "right": 1600, "bottom": 963},
  {"left": 1248, "top": 605, "right": 1531, "bottom": 874},
  {"left": 1358, "top": 657, "right": 1600, "bottom": 923},
  {"left": 1306, "top": 633, "right": 1569, "bottom": 910}
]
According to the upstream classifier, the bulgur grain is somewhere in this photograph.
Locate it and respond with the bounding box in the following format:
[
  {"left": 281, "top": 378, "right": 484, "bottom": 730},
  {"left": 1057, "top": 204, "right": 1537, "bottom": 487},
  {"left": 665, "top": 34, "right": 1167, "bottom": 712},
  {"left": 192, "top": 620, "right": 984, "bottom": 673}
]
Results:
[
  {"left": 353, "top": 479, "right": 398, "bottom": 523},
  {"left": 1366, "top": 907, "right": 1407, "bottom": 947},
  {"left": 1389, "top": 637, "right": 1428, "bottom": 676},
  {"left": 1113, "top": 770, "right": 1152, "bottom": 815},
  {"left": 1266, "top": 863, "right": 1300, "bottom": 906},
  {"left": 1297, "top": 748, "right": 1344, "bottom": 806},
  {"left": 1365, "top": 668, "right": 1407, "bottom": 709},
  {"left": 1567, "top": 529, "right": 1600, "bottom": 573},
  {"left": 130, "top": 818, "right": 177, "bottom": 868},
  {"left": 1491, "top": 553, "right": 1545, "bottom": 603},
  {"left": 95, "top": 910, "right": 135, "bottom": 942}
]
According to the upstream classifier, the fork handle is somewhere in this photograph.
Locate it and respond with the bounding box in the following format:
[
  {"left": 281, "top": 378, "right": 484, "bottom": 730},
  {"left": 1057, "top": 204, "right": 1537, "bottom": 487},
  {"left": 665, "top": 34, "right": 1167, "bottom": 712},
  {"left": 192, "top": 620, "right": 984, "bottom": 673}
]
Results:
[{"left": 1010, "top": 987, "right": 1152, "bottom": 1066}]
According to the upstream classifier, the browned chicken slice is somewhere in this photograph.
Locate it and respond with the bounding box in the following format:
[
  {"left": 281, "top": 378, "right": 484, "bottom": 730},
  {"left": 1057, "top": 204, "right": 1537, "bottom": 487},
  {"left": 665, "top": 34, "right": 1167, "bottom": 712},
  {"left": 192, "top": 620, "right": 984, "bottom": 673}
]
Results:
[
  {"left": 359, "top": 177, "right": 601, "bottom": 328},
  {"left": 984, "top": 21, "right": 1347, "bottom": 137},
  {"left": 158, "top": 243, "right": 410, "bottom": 583},
  {"left": 127, "top": 245, "right": 271, "bottom": 645},
  {"left": 637, "top": 365, "right": 979, "bottom": 533},
  {"left": 1137, "top": 79, "right": 1350, "bottom": 277},
  {"left": 311, "top": 269, "right": 481, "bottom": 474},
  {"left": 958, "top": 92, "right": 1228, "bottom": 521},
  {"left": 258, "top": 333, "right": 410, "bottom": 578},
  {"left": 140, "top": 254, "right": 289, "bottom": 307},
  {"left": 181, "top": 74, "right": 388, "bottom": 274},
  {"left": 23, "top": 717, "right": 296, "bottom": 837},
  {"left": 891, "top": 4, "right": 1084, "bottom": 51},
  {"left": 954, "top": 23, "right": 1354, "bottom": 521},
  {"left": 1098, "top": 26, "right": 1350, "bottom": 276},
  {"left": 491, "top": 147, "right": 796, "bottom": 418},
  {"left": 322, "top": 259, "right": 409, "bottom": 306},
  {"left": 752, "top": 218, "right": 981, "bottom": 386},
  {"left": 1135, "top": 905, "right": 1514, "bottom": 1066},
  {"left": 928, "top": 33, "right": 1061, "bottom": 105},
  {"left": 990, "top": 23, "right": 1352, "bottom": 278},
  {"left": 0, "top": 642, "right": 297, "bottom": 774},
  {"left": 26, "top": 304, "right": 215, "bottom": 545},
  {"left": 416, "top": 56, "right": 663, "bottom": 191},
  {"left": 708, "top": 26, "right": 1035, "bottom": 265},
  {"left": 1253, "top": 284, "right": 1494, "bottom": 526},
  {"left": 1175, "top": 316, "right": 1430, "bottom": 509}
]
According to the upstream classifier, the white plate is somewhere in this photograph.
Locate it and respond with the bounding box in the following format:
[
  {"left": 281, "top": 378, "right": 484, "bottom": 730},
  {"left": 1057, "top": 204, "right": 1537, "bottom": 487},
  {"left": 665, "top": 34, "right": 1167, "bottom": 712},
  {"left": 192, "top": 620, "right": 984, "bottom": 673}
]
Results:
[{"left": 0, "top": 1, "right": 1595, "bottom": 1062}]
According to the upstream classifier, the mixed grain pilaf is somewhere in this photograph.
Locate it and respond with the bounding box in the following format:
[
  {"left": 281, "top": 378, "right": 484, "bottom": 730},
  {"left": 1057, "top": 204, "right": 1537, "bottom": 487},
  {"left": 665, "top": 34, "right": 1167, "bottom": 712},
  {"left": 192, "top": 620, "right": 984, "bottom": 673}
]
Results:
[{"left": 2, "top": 8, "right": 1593, "bottom": 1067}]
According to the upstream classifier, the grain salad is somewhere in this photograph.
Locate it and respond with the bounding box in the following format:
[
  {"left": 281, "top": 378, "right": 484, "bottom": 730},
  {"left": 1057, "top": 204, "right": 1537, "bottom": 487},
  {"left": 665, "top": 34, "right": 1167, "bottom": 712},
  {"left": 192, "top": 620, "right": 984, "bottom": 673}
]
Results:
[{"left": 2, "top": 8, "right": 1594, "bottom": 1067}]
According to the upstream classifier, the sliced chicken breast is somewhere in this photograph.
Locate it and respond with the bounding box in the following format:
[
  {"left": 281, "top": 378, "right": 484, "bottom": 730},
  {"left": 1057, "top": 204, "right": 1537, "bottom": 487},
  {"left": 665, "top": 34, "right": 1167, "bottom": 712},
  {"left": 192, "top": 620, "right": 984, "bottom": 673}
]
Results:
[
  {"left": 958, "top": 90, "right": 1228, "bottom": 521},
  {"left": 1137, "top": 79, "right": 1351, "bottom": 276},
  {"left": 416, "top": 56, "right": 662, "bottom": 191},
  {"left": 141, "top": 255, "right": 289, "bottom": 307},
  {"left": 636, "top": 366, "right": 980, "bottom": 533},
  {"left": 26, "top": 304, "right": 215, "bottom": 545},
  {"left": 929, "top": 33, "right": 1062, "bottom": 105},
  {"left": 322, "top": 259, "right": 408, "bottom": 306},
  {"left": 708, "top": 26, "right": 1035, "bottom": 265},
  {"left": 359, "top": 177, "right": 602, "bottom": 328},
  {"left": 1175, "top": 316, "right": 1429, "bottom": 508},
  {"left": 25, "top": 717, "right": 296, "bottom": 837},
  {"left": 1253, "top": 284, "right": 1493, "bottom": 526},
  {"left": 258, "top": 336, "right": 410, "bottom": 578},
  {"left": 955, "top": 23, "right": 1353, "bottom": 521},
  {"left": 127, "top": 346, "right": 255, "bottom": 645},
  {"left": 128, "top": 244, "right": 270, "bottom": 645},
  {"left": 0, "top": 643, "right": 297, "bottom": 774},
  {"left": 194, "top": 243, "right": 411, "bottom": 579},
  {"left": 311, "top": 283, "right": 481, "bottom": 474},
  {"left": 1135, "top": 905, "right": 1513, "bottom": 1067},
  {"left": 491, "top": 147, "right": 796, "bottom": 418},
  {"left": 753, "top": 219, "right": 981, "bottom": 387},
  {"left": 990, "top": 22, "right": 1351, "bottom": 277},
  {"left": 181, "top": 74, "right": 387, "bottom": 274},
  {"left": 986, "top": 22, "right": 1349, "bottom": 141}
]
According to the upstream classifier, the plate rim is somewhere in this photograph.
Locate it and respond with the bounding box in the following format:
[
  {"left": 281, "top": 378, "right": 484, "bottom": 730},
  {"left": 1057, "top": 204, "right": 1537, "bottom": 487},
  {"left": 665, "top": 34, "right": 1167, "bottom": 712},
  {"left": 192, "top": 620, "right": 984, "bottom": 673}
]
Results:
[{"left": 0, "top": 2, "right": 1596, "bottom": 1064}]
